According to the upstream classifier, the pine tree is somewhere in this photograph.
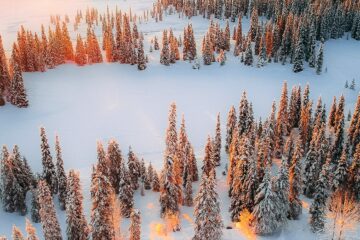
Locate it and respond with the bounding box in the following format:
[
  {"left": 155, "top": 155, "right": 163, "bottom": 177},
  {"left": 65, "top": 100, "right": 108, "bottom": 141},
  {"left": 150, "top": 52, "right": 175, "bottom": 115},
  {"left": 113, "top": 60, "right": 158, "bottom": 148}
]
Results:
[
  {"left": 25, "top": 218, "right": 39, "bottom": 240},
  {"left": 202, "top": 136, "right": 215, "bottom": 177},
  {"left": 118, "top": 161, "right": 134, "bottom": 218},
  {"left": 293, "top": 36, "right": 304, "bottom": 73},
  {"left": 30, "top": 188, "right": 40, "bottom": 223},
  {"left": 55, "top": 135, "right": 67, "bottom": 210},
  {"left": 137, "top": 38, "right": 146, "bottom": 70},
  {"left": 213, "top": 113, "right": 221, "bottom": 166},
  {"left": 183, "top": 169, "right": 193, "bottom": 206},
  {"left": 129, "top": 209, "right": 141, "bottom": 240},
  {"left": 332, "top": 149, "right": 348, "bottom": 191},
  {"left": 128, "top": 147, "right": 140, "bottom": 190},
  {"left": 316, "top": 43, "right": 324, "bottom": 75},
  {"left": 193, "top": 170, "right": 223, "bottom": 240},
  {"left": 159, "top": 153, "right": 180, "bottom": 230},
  {"left": 288, "top": 139, "right": 302, "bottom": 220},
  {"left": 202, "top": 35, "right": 213, "bottom": 65},
  {"left": 274, "top": 157, "right": 289, "bottom": 225},
  {"left": 8, "top": 44, "right": 28, "bottom": 108},
  {"left": 251, "top": 166, "right": 279, "bottom": 235},
  {"left": 0, "top": 35, "right": 10, "bottom": 99},
  {"left": 152, "top": 169, "right": 160, "bottom": 192},
  {"left": 40, "top": 127, "right": 58, "bottom": 194},
  {"left": 244, "top": 37, "right": 253, "bottom": 66},
  {"left": 309, "top": 166, "right": 329, "bottom": 233},
  {"left": 328, "top": 96, "right": 337, "bottom": 129},
  {"left": 66, "top": 170, "right": 89, "bottom": 240},
  {"left": 38, "top": 180, "right": 62, "bottom": 240},
  {"left": 303, "top": 136, "right": 320, "bottom": 198},
  {"left": 332, "top": 95, "right": 345, "bottom": 162},
  {"left": 107, "top": 139, "right": 123, "bottom": 194},
  {"left": 1, "top": 154, "right": 25, "bottom": 214},
  {"left": 160, "top": 30, "right": 170, "bottom": 66},
  {"left": 90, "top": 165, "right": 115, "bottom": 240},
  {"left": 349, "top": 143, "right": 360, "bottom": 200},
  {"left": 75, "top": 35, "right": 87, "bottom": 66},
  {"left": 275, "top": 82, "right": 288, "bottom": 157},
  {"left": 225, "top": 106, "right": 236, "bottom": 153}
]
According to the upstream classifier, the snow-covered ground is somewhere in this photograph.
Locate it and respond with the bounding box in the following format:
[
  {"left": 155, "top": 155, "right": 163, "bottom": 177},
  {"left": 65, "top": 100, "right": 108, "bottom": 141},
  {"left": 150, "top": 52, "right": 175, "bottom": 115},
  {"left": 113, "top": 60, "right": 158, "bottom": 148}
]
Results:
[{"left": 1, "top": 0, "right": 360, "bottom": 239}]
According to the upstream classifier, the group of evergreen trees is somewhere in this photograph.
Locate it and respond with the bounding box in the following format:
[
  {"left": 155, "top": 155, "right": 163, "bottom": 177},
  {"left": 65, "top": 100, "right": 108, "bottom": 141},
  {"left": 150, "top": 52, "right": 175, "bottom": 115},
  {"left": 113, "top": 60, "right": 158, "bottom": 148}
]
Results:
[
  {"left": 225, "top": 81, "right": 360, "bottom": 235},
  {"left": 2, "top": 83, "right": 360, "bottom": 238}
]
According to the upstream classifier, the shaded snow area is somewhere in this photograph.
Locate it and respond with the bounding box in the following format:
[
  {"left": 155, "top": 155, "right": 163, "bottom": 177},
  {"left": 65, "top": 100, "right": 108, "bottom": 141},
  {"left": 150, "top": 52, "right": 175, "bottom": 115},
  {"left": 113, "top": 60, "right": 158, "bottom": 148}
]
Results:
[{"left": 1, "top": 0, "right": 360, "bottom": 239}]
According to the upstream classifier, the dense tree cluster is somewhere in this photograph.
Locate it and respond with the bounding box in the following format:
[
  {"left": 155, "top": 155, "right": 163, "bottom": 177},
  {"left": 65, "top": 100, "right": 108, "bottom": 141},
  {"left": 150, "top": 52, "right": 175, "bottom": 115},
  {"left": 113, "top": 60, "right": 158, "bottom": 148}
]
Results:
[{"left": 3, "top": 82, "right": 360, "bottom": 238}]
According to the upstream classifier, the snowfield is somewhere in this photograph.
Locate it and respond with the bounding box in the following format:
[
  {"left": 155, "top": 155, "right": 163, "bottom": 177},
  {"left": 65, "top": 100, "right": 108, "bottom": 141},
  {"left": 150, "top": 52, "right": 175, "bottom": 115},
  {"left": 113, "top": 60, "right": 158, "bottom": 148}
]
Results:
[{"left": 1, "top": 0, "right": 360, "bottom": 239}]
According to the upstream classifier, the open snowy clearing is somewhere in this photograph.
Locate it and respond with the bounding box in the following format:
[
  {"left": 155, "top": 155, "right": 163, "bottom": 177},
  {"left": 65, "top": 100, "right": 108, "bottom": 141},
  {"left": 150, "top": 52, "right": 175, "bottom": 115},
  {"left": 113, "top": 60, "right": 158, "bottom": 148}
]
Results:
[{"left": 1, "top": 0, "right": 360, "bottom": 239}]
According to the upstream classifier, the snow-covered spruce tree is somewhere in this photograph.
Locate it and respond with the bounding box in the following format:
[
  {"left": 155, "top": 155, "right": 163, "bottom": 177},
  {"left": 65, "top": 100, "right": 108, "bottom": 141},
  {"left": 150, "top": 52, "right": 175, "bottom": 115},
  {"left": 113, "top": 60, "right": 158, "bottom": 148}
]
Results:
[
  {"left": 316, "top": 43, "right": 324, "bottom": 75},
  {"left": 11, "top": 145, "right": 32, "bottom": 195},
  {"left": 75, "top": 35, "right": 87, "bottom": 66},
  {"left": 12, "top": 225, "right": 25, "bottom": 240},
  {"left": 90, "top": 165, "right": 116, "bottom": 240},
  {"left": 30, "top": 188, "right": 40, "bottom": 223},
  {"left": 137, "top": 38, "right": 146, "bottom": 70},
  {"left": 189, "top": 144, "right": 199, "bottom": 182},
  {"left": 257, "top": 33, "right": 267, "bottom": 67},
  {"left": 332, "top": 95, "right": 345, "bottom": 162},
  {"left": 213, "top": 113, "right": 221, "bottom": 166},
  {"left": 96, "top": 141, "right": 109, "bottom": 179},
  {"left": 118, "top": 161, "right": 134, "bottom": 218},
  {"left": 238, "top": 91, "right": 251, "bottom": 136},
  {"left": 0, "top": 145, "right": 9, "bottom": 199},
  {"left": 25, "top": 218, "right": 39, "bottom": 240},
  {"left": 55, "top": 135, "right": 67, "bottom": 210},
  {"left": 128, "top": 146, "right": 140, "bottom": 190},
  {"left": 154, "top": 36, "right": 159, "bottom": 50},
  {"left": 348, "top": 95, "right": 360, "bottom": 149},
  {"left": 292, "top": 34, "right": 304, "bottom": 73},
  {"left": 107, "top": 139, "right": 123, "bottom": 194},
  {"left": 244, "top": 37, "right": 253, "bottom": 66},
  {"left": 177, "top": 115, "right": 188, "bottom": 180},
  {"left": 183, "top": 167, "right": 193, "bottom": 207},
  {"left": 1, "top": 154, "right": 25, "bottom": 214},
  {"left": 140, "top": 158, "right": 146, "bottom": 180},
  {"left": 129, "top": 209, "right": 141, "bottom": 240},
  {"left": 251, "top": 166, "right": 280, "bottom": 235},
  {"left": 288, "top": 138, "right": 302, "bottom": 220},
  {"left": 328, "top": 96, "right": 337, "bottom": 129},
  {"left": 229, "top": 136, "right": 251, "bottom": 221},
  {"left": 308, "top": 22, "right": 316, "bottom": 68},
  {"left": 165, "top": 103, "right": 178, "bottom": 160},
  {"left": 160, "top": 30, "right": 170, "bottom": 66},
  {"left": 202, "top": 136, "right": 215, "bottom": 178},
  {"left": 40, "top": 127, "right": 58, "bottom": 194},
  {"left": 38, "top": 180, "right": 62, "bottom": 240},
  {"left": 202, "top": 35, "right": 213, "bottom": 65},
  {"left": 144, "top": 164, "right": 152, "bottom": 190},
  {"left": 275, "top": 81, "right": 288, "bottom": 157},
  {"left": 242, "top": 152, "right": 258, "bottom": 212},
  {"left": 152, "top": 169, "right": 160, "bottom": 192},
  {"left": 274, "top": 157, "right": 289, "bottom": 226},
  {"left": 193, "top": 170, "right": 223, "bottom": 240},
  {"left": 309, "top": 166, "right": 329, "bottom": 233},
  {"left": 159, "top": 153, "right": 180, "bottom": 230},
  {"left": 332, "top": 149, "right": 348, "bottom": 192},
  {"left": 349, "top": 143, "right": 360, "bottom": 200},
  {"left": 303, "top": 135, "right": 320, "bottom": 198},
  {"left": 225, "top": 106, "right": 237, "bottom": 153},
  {"left": 8, "top": 44, "right": 28, "bottom": 108},
  {"left": 66, "top": 170, "right": 89, "bottom": 240},
  {"left": 299, "top": 100, "right": 313, "bottom": 152},
  {"left": 0, "top": 35, "right": 10, "bottom": 101}
]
